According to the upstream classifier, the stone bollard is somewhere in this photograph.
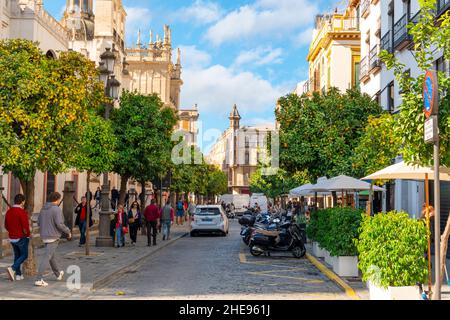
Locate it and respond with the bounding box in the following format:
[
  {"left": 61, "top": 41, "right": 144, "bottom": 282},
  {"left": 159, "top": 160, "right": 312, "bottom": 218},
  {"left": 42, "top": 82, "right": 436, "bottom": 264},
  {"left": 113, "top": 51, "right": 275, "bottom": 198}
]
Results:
[{"left": 63, "top": 181, "right": 75, "bottom": 232}]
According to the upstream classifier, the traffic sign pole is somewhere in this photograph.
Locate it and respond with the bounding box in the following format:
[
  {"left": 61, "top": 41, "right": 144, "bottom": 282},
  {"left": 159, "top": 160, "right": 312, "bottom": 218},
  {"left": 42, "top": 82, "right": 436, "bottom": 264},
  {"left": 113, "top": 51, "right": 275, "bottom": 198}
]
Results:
[{"left": 423, "top": 70, "right": 441, "bottom": 300}]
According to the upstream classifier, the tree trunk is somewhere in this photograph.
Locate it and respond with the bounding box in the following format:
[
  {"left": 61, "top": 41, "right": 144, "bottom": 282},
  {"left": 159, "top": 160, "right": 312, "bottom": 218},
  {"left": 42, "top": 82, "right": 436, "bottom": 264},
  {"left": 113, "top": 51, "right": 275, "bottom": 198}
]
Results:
[
  {"left": 20, "top": 177, "right": 37, "bottom": 276},
  {"left": 439, "top": 212, "right": 450, "bottom": 288},
  {"left": 85, "top": 171, "right": 91, "bottom": 256},
  {"left": 119, "top": 174, "right": 129, "bottom": 206},
  {"left": 140, "top": 180, "right": 146, "bottom": 236}
]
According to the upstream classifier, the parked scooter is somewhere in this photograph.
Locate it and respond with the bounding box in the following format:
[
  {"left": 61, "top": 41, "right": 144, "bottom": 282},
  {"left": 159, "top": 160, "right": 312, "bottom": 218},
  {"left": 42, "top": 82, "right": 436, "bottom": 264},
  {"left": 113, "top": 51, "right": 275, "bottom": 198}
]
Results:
[
  {"left": 239, "top": 214, "right": 281, "bottom": 245},
  {"left": 249, "top": 222, "right": 306, "bottom": 259}
]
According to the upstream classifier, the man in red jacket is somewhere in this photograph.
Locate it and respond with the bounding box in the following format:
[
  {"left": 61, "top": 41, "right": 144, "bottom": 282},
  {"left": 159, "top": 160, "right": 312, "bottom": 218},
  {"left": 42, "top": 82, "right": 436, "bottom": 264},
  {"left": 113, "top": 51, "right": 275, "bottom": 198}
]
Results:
[
  {"left": 143, "top": 199, "right": 160, "bottom": 246},
  {"left": 4, "top": 194, "right": 30, "bottom": 281}
]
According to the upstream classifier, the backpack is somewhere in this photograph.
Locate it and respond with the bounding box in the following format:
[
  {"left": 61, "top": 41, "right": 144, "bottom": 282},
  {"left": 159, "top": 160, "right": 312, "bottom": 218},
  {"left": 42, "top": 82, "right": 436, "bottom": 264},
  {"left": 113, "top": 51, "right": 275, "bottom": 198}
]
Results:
[
  {"left": 177, "top": 202, "right": 183, "bottom": 210},
  {"left": 162, "top": 205, "right": 172, "bottom": 221}
]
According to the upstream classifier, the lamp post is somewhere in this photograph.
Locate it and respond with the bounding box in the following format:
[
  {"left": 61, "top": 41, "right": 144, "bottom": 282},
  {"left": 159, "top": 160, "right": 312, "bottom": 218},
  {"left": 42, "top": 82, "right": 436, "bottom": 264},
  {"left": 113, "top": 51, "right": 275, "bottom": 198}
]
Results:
[{"left": 96, "top": 48, "right": 121, "bottom": 247}]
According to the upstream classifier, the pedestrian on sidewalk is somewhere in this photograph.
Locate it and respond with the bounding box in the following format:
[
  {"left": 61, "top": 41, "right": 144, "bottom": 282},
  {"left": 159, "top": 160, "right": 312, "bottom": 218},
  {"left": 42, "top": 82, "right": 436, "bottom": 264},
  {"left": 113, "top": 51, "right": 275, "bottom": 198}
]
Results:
[
  {"left": 5, "top": 194, "right": 30, "bottom": 282},
  {"left": 113, "top": 205, "right": 128, "bottom": 248},
  {"left": 35, "top": 192, "right": 72, "bottom": 287},
  {"left": 94, "top": 187, "right": 101, "bottom": 210},
  {"left": 74, "top": 196, "right": 93, "bottom": 248},
  {"left": 127, "top": 201, "right": 141, "bottom": 245},
  {"left": 187, "top": 200, "right": 196, "bottom": 224},
  {"left": 111, "top": 186, "right": 119, "bottom": 211},
  {"left": 161, "top": 200, "right": 175, "bottom": 241},
  {"left": 143, "top": 199, "right": 161, "bottom": 246},
  {"left": 176, "top": 199, "right": 184, "bottom": 226}
]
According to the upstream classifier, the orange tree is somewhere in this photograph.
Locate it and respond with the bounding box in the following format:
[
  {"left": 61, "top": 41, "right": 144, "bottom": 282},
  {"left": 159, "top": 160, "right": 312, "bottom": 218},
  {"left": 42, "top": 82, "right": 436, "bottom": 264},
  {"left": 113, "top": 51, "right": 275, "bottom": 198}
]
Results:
[
  {"left": 0, "top": 39, "right": 105, "bottom": 274},
  {"left": 276, "top": 88, "right": 382, "bottom": 183}
]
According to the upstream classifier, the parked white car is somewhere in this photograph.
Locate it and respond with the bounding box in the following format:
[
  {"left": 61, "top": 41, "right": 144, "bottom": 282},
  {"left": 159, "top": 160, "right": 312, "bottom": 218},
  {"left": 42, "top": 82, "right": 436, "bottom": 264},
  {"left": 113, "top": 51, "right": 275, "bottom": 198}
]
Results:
[{"left": 190, "top": 205, "right": 229, "bottom": 237}]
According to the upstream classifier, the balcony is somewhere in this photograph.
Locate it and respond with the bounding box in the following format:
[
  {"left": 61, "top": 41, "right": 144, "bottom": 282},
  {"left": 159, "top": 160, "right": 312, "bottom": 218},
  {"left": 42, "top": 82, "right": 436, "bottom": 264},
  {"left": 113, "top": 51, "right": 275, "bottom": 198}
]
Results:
[
  {"left": 361, "top": 0, "right": 371, "bottom": 18},
  {"left": 437, "top": 0, "right": 450, "bottom": 17},
  {"left": 369, "top": 45, "right": 381, "bottom": 73},
  {"left": 380, "top": 31, "right": 392, "bottom": 54},
  {"left": 360, "top": 57, "right": 369, "bottom": 83},
  {"left": 393, "top": 12, "right": 420, "bottom": 51}
]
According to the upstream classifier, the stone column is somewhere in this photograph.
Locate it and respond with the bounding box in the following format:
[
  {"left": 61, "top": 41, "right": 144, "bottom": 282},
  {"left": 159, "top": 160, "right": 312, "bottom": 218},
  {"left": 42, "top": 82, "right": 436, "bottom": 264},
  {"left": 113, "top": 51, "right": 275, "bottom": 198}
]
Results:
[
  {"left": 63, "top": 181, "right": 75, "bottom": 232},
  {"left": 96, "top": 183, "right": 113, "bottom": 247}
]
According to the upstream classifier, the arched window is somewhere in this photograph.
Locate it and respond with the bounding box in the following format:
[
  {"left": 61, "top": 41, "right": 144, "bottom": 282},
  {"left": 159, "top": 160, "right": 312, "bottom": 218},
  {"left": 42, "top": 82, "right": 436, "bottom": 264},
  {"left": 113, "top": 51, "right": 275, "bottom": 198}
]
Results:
[{"left": 46, "top": 50, "right": 56, "bottom": 59}]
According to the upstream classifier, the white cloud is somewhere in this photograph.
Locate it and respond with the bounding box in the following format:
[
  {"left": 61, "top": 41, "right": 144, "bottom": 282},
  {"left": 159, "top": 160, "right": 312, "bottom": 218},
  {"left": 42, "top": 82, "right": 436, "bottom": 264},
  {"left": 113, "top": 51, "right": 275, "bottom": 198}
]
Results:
[
  {"left": 234, "top": 47, "right": 283, "bottom": 67},
  {"left": 181, "top": 63, "right": 286, "bottom": 119},
  {"left": 294, "top": 28, "right": 314, "bottom": 47},
  {"left": 174, "top": 0, "right": 222, "bottom": 25},
  {"left": 176, "top": 45, "right": 212, "bottom": 69},
  {"left": 125, "top": 7, "right": 152, "bottom": 45},
  {"left": 205, "top": 0, "right": 318, "bottom": 46}
]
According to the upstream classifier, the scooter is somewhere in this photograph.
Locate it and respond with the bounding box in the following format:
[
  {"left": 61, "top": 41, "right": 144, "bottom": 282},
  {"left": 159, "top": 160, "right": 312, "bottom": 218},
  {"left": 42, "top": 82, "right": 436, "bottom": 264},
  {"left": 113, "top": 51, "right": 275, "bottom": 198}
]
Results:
[{"left": 249, "top": 222, "right": 306, "bottom": 259}]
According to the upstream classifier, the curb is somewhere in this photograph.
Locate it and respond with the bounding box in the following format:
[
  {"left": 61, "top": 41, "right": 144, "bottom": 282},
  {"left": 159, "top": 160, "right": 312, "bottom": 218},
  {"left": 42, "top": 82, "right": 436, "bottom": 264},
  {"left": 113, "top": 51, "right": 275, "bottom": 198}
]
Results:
[
  {"left": 306, "top": 253, "right": 360, "bottom": 300},
  {"left": 92, "top": 231, "right": 189, "bottom": 290}
]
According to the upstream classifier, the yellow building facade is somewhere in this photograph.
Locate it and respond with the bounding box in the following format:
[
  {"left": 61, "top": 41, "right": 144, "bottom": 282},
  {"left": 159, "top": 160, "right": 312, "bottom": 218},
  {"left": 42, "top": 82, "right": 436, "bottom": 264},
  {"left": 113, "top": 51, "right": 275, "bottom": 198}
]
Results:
[{"left": 305, "top": 3, "right": 361, "bottom": 94}]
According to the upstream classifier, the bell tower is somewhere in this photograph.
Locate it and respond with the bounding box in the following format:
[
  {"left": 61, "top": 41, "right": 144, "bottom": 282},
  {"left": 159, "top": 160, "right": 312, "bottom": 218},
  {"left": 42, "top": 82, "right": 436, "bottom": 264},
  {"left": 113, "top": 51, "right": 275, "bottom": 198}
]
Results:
[
  {"left": 229, "top": 104, "right": 241, "bottom": 130},
  {"left": 63, "top": 0, "right": 95, "bottom": 41}
]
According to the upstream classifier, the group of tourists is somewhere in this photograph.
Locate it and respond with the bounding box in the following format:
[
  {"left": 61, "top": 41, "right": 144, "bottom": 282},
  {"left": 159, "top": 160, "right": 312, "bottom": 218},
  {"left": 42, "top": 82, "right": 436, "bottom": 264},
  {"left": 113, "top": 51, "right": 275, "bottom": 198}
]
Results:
[
  {"left": 5, "top": 192, "right": 72, "bottom": 287},
  {"left": 4, "top": 190, "right": 198, "bottom": 287}
]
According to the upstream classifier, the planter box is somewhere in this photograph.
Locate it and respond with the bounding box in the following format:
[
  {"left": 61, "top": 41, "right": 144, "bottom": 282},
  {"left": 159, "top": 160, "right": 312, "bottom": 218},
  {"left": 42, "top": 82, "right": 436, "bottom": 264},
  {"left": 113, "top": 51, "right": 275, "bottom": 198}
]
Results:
[
  {"left": 332, "top": 256, "right": 359, "bottom": 277},
  {"left": 368, "top": 282, "right": 421, "bottom": 300},
  {"left": 312, "top": 242, "right": 326, "bottom": 258},
  {"left": 324, "top": 250, "right": 334, "bottom": 265}
]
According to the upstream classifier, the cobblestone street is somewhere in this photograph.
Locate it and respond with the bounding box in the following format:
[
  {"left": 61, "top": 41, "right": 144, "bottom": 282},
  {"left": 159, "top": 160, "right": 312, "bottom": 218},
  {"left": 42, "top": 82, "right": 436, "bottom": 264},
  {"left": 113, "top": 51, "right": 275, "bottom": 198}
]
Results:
[{"left": 88, "top": 221, "right": 351, "bottom": 300}]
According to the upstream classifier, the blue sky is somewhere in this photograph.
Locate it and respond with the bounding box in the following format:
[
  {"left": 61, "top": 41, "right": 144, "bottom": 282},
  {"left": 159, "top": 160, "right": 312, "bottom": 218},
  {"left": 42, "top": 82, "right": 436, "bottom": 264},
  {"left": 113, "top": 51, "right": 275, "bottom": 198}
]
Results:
[{"left": 45, "top": 0, "right": 343, "bottom": 151}]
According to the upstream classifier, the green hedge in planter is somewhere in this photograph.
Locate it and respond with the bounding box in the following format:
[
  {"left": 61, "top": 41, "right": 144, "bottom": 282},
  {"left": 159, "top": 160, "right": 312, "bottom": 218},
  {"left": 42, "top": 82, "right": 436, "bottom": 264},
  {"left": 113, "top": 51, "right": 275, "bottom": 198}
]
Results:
[
  {"left": 306, "top": 210, "right": 319, "bottom": 241},
  {"left": 326, "top": 207, "right": 364, "bottom": 257},
  {"left": 355, "top": 211, "right": 428, "bottom": 289},
  {"left": 307, "top": 207, "right": 363, "bottom": 256}
]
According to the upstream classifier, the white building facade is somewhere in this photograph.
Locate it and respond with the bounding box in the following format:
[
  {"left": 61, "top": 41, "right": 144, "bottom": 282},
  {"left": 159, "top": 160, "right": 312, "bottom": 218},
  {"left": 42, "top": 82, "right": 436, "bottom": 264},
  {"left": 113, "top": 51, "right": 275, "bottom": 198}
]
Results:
[{"left": 379, "top": 0, "right": 449, "bottom": 219}]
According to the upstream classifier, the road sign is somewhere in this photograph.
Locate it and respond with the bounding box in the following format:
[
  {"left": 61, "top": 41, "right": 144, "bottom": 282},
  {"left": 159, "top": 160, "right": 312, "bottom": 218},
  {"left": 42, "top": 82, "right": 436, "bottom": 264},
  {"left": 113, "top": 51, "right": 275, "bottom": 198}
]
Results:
[
  {"left": 423, "top": 70, "right": 439, "bottom": 119},
  {"left": 424, "top": 116, "right": 438, "bottom": 143}
]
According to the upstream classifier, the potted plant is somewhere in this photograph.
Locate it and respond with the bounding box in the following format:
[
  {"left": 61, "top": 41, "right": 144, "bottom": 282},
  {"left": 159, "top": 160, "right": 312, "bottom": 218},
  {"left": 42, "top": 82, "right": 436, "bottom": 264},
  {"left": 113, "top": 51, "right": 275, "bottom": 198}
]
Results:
[
  {"left": 307, "top": 209, "right": 329, "bottom": 258},
  {"left": 326, "top": 207, "right": 363, "bottom": 277},
  {"left": 355, "top": 211, "right": 428, "bottom": 300}
]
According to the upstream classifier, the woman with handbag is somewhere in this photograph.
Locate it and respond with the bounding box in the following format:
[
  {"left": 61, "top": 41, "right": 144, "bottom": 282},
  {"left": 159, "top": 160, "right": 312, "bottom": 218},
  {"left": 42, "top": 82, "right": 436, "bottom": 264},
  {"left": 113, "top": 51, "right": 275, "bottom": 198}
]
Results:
[
  {"left": 114, "top": 204, "right": 128, "bottom": 248},
  {"left": 127, "top": 201, "right": 141, "bottom": 246}
]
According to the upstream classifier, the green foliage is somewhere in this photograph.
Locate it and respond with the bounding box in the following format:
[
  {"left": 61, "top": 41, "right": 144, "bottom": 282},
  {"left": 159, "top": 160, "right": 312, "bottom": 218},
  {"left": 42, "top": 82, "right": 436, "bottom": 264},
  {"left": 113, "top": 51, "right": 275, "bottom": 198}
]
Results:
[
  {"left": 277, "top": 88, "right": 382, "bottom": 182},
  {"left": 250, "top": 167, "right": 310, "bottom": 199},
  {"left": 307, "top": 207, "right": 363, "bottom": 256},
  {"left": 379, "top": 0, "right": 450, "bottom": 167},
  {"left": 111, "top": 91, "right": 177, "bottom": 183},
  {"left": 71, "top": 112, "right": 117, "bottom": 174},
  {"left": 355, "top": 211, "right": 428, "bottom": 288},
  {"left": 0, "top": 39, "right": 104, "bottom": 181},
  {"left": 351, "top": 113, "right": 402, "bottom": 177},
  {"left": 171, "top": 146, "right": 228, "bottom": 197}
]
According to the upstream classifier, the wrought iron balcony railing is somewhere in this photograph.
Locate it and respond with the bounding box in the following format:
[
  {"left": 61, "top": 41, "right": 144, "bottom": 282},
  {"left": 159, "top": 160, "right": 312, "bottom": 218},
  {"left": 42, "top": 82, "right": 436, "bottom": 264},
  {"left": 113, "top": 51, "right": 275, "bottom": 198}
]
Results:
[
  {"left": 360, "top": 57, "right": 369, "bottom": 82},
  {"left": 361, "top": 0, "right": 371, "bottom": 18},
  {"left": 369, "top": 44, "right": 381, "bottom": 72},
  {"left": 380, "top": 31, "right": 392, "bottom": 54}
]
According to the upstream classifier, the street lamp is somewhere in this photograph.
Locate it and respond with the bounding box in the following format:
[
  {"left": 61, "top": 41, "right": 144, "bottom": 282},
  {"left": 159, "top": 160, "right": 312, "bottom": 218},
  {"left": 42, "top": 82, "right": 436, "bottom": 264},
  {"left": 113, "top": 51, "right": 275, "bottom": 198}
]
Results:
[{"left": 96, "top": 47, "right": 121, "bottom": 248}]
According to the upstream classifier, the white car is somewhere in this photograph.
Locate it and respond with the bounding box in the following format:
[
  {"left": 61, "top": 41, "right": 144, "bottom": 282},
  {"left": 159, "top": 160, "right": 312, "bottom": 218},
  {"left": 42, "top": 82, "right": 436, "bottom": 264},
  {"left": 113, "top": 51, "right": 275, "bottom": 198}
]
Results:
[{"left": 190, "top": 205, "right": 229, "bottom": 237}]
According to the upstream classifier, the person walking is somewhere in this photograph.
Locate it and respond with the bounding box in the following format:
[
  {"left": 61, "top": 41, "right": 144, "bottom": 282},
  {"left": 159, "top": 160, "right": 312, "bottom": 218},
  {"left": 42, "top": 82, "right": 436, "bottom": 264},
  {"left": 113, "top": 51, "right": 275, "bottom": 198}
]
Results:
[
  {"left": 160, "top": 200, "right": 174, "bottom": 241},
  {"left": 176, "top": 199, "right": 184, "bottom": 226},
  {"left": 187, "top": 200, "right": 196, "bottom": 224},
  {"left": 111, "top": 186, "right": 119, "bottom": 211},
  {"left": 143, "top": 199, "right": 160, "bottom": 246},
  {"left": 113, "top": 205, "right": 128, "bottom": 248},
  {"left": 74, "top": 196, "right": 93, "bottom": 247},
  {"left": 35, "top": 192, "right": 72, "bottom": 287},
  {"left": 5, "top": 194, "right": 30, "bottom": 281},
  {"left": 127, "top": 201, "right": 141, "bottom": 245},
  {"left": 94, "top": 187, "right": 101, "bottom": 210}
]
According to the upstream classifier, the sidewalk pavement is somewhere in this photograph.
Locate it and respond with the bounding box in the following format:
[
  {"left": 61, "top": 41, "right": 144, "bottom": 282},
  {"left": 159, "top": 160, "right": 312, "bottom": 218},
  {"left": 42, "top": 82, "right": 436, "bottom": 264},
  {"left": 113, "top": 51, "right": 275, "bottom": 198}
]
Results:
[{"left": 0, "top": 223, "right": 189, "bottom": 300}]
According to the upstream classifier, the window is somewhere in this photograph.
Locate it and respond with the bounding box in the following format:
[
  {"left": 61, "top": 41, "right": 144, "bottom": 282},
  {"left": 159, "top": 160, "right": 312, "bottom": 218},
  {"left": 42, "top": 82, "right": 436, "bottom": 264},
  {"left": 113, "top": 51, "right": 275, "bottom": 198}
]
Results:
[
  {"left": 45, "top": 172, "right": 56, "bottom": 202},
  {"left": 245, "top": 151, "right": 250, "bottom": 165},
  {"left": 387, "top": 81, "right": 395, "bottom": 113},
  {"left": 353, "top": 60, "right": 360, "bottom": 89},
  {"left": 436, "top": 56, "right": 447, "bottom": 74},
  {"left": 195, "top": 207, "right": 221, "bottom": 216},
  {"left": 404, "top": 0, "right": 411, "bottom": 19},
  {"left": 374, "top": 90, "right": 381, "bottom": 105}
]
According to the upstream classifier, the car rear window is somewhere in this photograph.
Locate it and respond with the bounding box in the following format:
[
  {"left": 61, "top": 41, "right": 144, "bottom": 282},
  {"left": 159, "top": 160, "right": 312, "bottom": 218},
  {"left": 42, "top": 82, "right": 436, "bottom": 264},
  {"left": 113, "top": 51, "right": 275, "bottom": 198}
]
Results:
[{"left": 196, "top": 208, "right": 221, "bottom": 215}]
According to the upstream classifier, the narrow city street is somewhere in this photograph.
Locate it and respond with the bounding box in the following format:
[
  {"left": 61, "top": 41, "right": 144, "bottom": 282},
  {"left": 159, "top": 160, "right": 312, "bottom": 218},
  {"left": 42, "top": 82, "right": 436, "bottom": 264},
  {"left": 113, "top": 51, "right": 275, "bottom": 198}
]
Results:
[{"left": 88, "top": 220, "right": 349, "bottom": 300}]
